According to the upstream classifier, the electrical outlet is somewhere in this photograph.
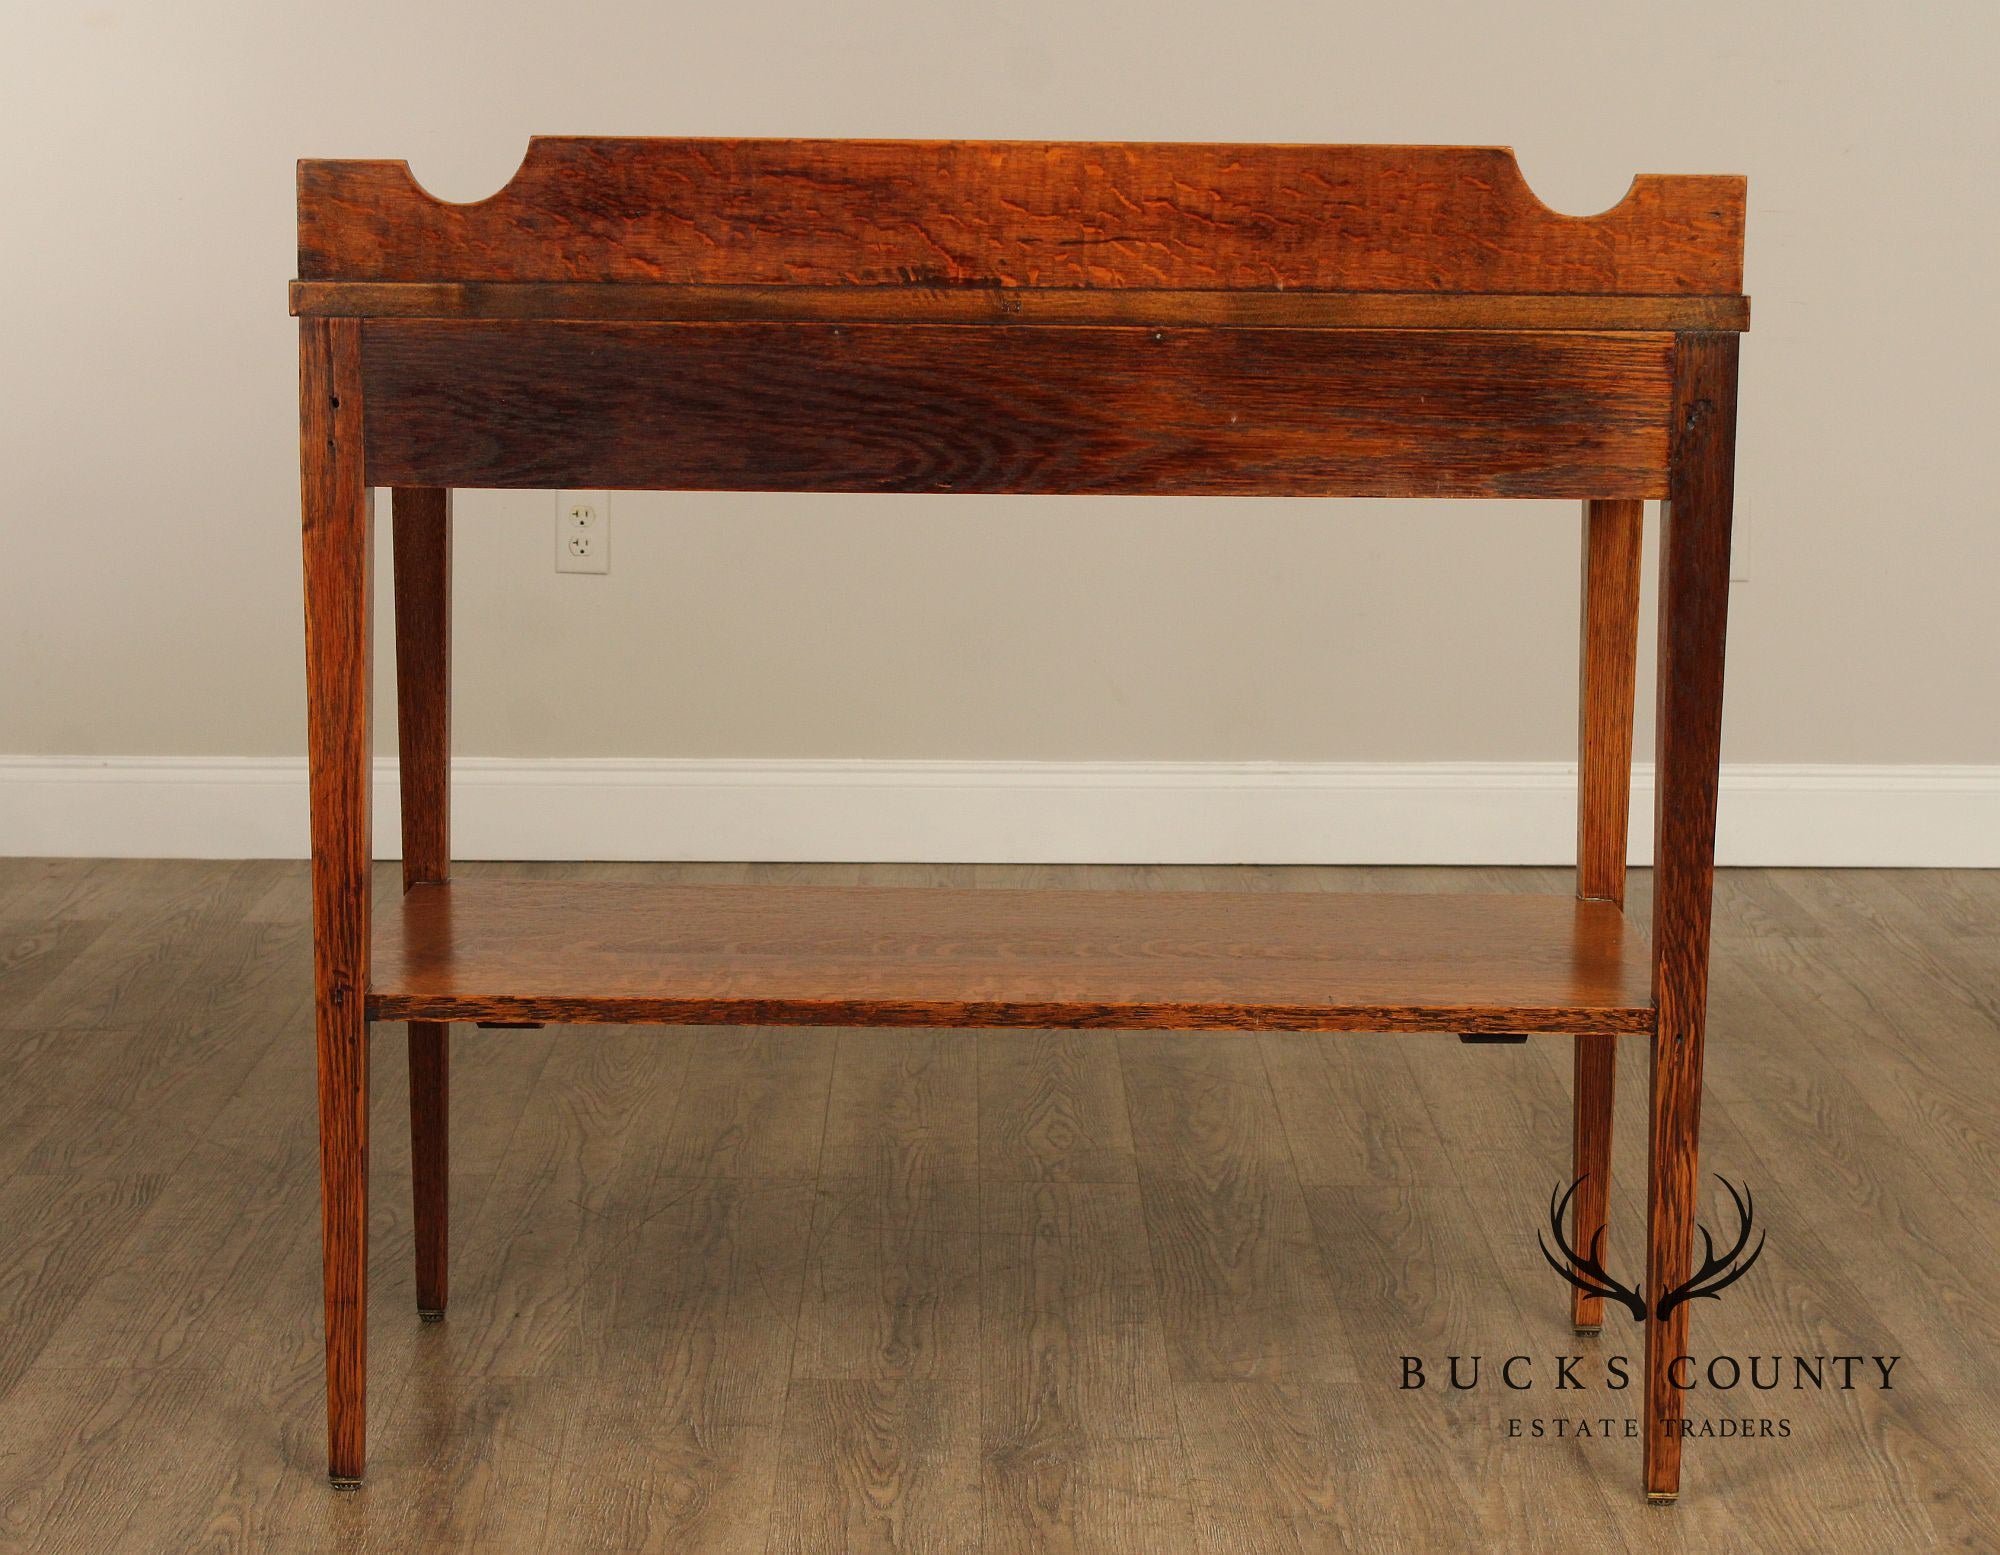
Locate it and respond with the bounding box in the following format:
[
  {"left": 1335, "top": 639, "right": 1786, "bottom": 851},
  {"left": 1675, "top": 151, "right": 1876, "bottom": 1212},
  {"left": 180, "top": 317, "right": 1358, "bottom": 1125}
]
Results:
[{"left": 557, "top": 490, "right": 609, "bottom": 573}]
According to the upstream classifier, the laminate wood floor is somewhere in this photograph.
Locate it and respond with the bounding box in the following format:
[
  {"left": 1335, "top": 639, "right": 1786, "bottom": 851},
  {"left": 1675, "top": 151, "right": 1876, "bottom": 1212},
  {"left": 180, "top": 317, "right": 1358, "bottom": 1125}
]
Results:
[{"left": 0, "top": 859, "right": 1995, "bottom": 1553}]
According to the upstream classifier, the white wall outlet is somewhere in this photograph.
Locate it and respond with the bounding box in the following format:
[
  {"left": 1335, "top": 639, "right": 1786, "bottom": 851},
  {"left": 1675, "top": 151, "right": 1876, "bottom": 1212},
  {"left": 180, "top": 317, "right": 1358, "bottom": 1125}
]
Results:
[{"left": 557, "top": 490, "right": 609, "bottom": 574}]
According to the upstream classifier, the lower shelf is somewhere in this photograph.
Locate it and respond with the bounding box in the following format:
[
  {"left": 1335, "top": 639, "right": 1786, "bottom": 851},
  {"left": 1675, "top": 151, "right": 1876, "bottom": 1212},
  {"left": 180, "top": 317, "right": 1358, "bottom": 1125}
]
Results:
[{"left": 366, "top": 880, "right": 1653, "bottom": 1034}]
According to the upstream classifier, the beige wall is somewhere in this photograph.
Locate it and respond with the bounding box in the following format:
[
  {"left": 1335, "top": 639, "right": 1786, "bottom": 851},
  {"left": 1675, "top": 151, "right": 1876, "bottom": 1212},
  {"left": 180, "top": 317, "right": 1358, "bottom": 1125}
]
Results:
[{"left": 3, "top": 1, "right": 1994, "bottom": 765}]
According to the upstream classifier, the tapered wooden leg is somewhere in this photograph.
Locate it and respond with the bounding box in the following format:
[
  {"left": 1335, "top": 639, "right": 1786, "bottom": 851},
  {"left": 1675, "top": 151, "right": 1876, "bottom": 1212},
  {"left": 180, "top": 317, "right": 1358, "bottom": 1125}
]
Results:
[
  {"left": 406, "top": 1022, "right": 448, "bottom": 1318},
  {"left": 392, "top": 488, "right": 453, "bottom": 1321},
  {"left": 1572, "top": 498, "right": 1642, "bottom": 1331},
  {"left": 301, "top": 319, "right": 374, "bottom": 1487},
  {"left": 1644, "top": 334, "right": 1738, "bottom": 1501}
]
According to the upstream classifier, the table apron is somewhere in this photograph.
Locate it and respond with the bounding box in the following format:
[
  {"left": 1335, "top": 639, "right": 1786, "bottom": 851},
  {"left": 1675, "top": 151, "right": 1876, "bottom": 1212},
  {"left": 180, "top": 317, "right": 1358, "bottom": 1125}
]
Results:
[{"left": 358, "top": 320, "right": 1675, "bottom": 499}]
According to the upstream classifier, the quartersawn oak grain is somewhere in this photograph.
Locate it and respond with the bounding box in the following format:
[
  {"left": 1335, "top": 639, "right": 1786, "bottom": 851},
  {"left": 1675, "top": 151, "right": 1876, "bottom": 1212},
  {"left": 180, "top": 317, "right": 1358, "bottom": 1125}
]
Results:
[
  {"left": 1571, "top": 497, "right": 1643, "bottom": 1329},
  {"left": 359, "top": 321, "right": 1675, "bottom": 499},
  {"left": 294, "top": 137, "right": 1751, "bottom": 1505},
  {"left": 1644, "top": 333, "right": 1740, "bottom": 1500},
  {"left": 298, "top": 140, "right": 1745, "bottom": 295},
  {"left": 366, "top": 881, "right": 1654, "bottom": 1035}
]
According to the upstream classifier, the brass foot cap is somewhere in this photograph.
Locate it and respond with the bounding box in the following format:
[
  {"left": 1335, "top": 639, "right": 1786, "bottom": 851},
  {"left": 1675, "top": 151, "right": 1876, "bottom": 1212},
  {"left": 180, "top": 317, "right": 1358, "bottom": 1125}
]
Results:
[
  {"left": 418, "top": 1308, "right": 446, "bottom": 1324},
  {"left": 1646, "top": 1492, "right": 1678, "bottom": 1506},
  {"left": 1574, "top": 1324, "right": 1602, "bottom": 1336},
  {"left": 330, "top": 1475, "right": 364, "bottom": 1491}
]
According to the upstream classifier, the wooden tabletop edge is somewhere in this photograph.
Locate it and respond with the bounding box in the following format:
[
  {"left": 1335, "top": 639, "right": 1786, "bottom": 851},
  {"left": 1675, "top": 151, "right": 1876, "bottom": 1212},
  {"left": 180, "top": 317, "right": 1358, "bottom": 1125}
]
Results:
[
  {"left": 363, "top": 992, "right": 1659, "bottom": 1034},
  {"left": 290, "top": 279, "right": 1749, "bottom": 331}
]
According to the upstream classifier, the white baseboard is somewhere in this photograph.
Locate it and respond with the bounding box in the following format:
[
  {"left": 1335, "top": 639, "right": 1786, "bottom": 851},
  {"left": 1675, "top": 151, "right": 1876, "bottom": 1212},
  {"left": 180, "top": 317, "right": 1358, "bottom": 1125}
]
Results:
[{"left": 0, "top": 756, "right": 1994, "bottom": 867}]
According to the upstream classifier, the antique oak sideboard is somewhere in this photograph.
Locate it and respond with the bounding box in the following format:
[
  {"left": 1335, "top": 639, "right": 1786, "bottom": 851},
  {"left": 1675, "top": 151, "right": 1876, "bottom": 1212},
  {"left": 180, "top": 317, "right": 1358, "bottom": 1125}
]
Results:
[{"left": 290, "top": 139, "right": 1746, "bottom": 1501}]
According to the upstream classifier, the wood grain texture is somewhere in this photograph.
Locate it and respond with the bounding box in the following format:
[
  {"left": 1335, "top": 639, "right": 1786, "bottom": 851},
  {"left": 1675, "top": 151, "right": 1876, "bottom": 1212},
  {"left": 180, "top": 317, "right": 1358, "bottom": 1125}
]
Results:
[
  {"left": 1571, "top": 497, "right": 1643, "bottom": 1330},
  {"left": 1577, "top": 499, "right": 1644, "bottom": 905},
  {"left": 433, "top": 1028, "right": 688, "bottom": 1380},
  {"left": 1644, "top": 333, "right": 1740, "bottom": 1499},
  {"left": 978, "top": 1183, "right": 1196, "bottom": 1551},
  {"left": 647, "top": 1026, "right": 836, "bottom": 1182},
  {"left": 12, "top": 859, "right": 2000, "bottom": 1550},
  {"left": 768, "top": 1379, "right": 979, "bottom": 1554},
  {"left": 298, "top": 140, "right": 1745, "bottom": 294},
  {"left": 366, "top": 880, "right": 1654, "bottom": 1034},
  {"left": 554, "top": 1173, "right": 814, "bottom": 1551},
  {"left": 795, "top": 1030, "right": 980, "bottom": 1386},
  {"left": 1120, "top": 1032, "right": 1359, "bottom": 1549},
  {"left": 390, "top": 489, "right": 451, "bottom": 887},
  {"left": 391, "top": 486, "right": 451, "bottom": 1321},
  {"left": 299, "top": 317, "right": 373, "bottom": 1485},
  {"left": 285, "top": 137, "right": 1755, "bottom": 1508},
  {"left": 978, "top": 1033, "right": 1138, "bottom": 1183},
  {"left": 359, "top": 320, "right": 1675, "bottom": 498},
  {"left": 290, "top": 279, "right": 1750, "bottom": 332}
]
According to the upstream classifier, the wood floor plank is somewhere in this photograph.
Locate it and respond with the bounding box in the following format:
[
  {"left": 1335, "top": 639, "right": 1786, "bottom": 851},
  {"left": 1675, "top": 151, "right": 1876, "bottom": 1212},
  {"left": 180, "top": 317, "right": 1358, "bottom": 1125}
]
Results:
[
  {"left": 0, "top": 858, "right": 170, "bottom": 923},
  {"left": 978, "top": 1032, "right": 1137, "bottom": 1184},
  {"left": 793, "top": 1176, "right": 980, "bottom": 1385},
  {"left": 0, "top": 1026, "right": 142, "bottom": 1183},
  {"left": 1119, "top": 1033, "right": 1349, "bottom": 1384},
  {"left": 1706, "top": 958, "right": 2000, "bottom": 1324},
  {"left": 32, "top": 1131, "right": 317, "bottom": 1373},
  {"left": 544, "top": 1176, "right": 816, "bottom": 1552},
  {"left": 1261, "top": 1031, "right": 1437, "bottom": 1189},
  {"left": 1676, "top": 975, "right": 2000, "bottom": 1547},
  {"left": 0, "top": 1365, "right": 217, "bottom": 1553},
  {"left": 7, "top": 860, "right": 282, "bottom": 1031},
  {"left": 653, "top": 1025, "right": 837, "bottom": 1183},
  {"left": 978, "top": 1181, "right": 1180, "bottom": 1434},
  {"left": 796, "top": 1033, "right": 981, "bottom": 1384},
  {"left": 979, "top": 1182, "right": 1203, "bottom": 1553},
  {"left": 12, "top": 1009, "right": 289, "bottom": 1182},
  {"left": 0, "top": 1170, "right": 166, "bottom": 1394},
  {"left": 1726, "top": 894, "right": 2000, "bottom": 1213},
  {"left": 548, "top": 1418, "right": 779, "bottom": 1555},
  {"left": 440, "top": 1026, "right": 696, "bottom": 1378},
  {"left": 299, "top": 1373, "right": 568, "bottom": 1554},
  {"left": 820, "top": 1029, "right": 981, "bottom": 1186},
  {"left": 766, "top": 1378, "right": 981, "bottom": 1555},
  {"left": 0, "top": 918, "right": 112, "bottom": 1017},
  {"left": 1877, "top": 866, "right": 2000, "bottom": 939},
  {"left": 1117, "top": 1032, "right": 1383, "bottom": 1551}
]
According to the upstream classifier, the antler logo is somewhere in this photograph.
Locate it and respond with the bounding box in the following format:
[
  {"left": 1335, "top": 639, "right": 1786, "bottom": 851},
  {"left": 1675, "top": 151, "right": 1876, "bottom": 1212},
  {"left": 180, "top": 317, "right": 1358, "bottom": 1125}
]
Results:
[
  {"left": 1539, "top": 1175, "right": 1764, "bottom": 1323},
  {"left": 1656, "top": 1177, "right": 1766, "bottom": 1320},
  {"left": 1538, "top": 1178, "right": 1648, "bottom": 1322}
]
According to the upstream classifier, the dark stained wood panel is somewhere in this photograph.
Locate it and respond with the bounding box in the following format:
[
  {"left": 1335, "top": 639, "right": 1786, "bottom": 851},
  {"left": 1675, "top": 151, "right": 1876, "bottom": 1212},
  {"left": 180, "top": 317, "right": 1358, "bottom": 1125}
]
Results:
[
  {"left": 290, "top": 280, "right": 1751, "bottom": 333},
  {"left": 366, "top": 881, "right": 1654, "bottom": 1034},
  {"left": 299, "top": 140, "right": 1745, "bottom": 295},
  {"left": 360, "top": 321, "right": 1675, "bottom": 497}
]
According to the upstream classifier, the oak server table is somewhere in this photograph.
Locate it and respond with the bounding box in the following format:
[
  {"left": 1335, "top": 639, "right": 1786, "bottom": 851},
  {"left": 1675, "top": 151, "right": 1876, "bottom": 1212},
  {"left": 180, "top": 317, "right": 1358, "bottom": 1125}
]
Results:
[{"left": 290, "top": 139, "right": 1746, "bottom": 1501}]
